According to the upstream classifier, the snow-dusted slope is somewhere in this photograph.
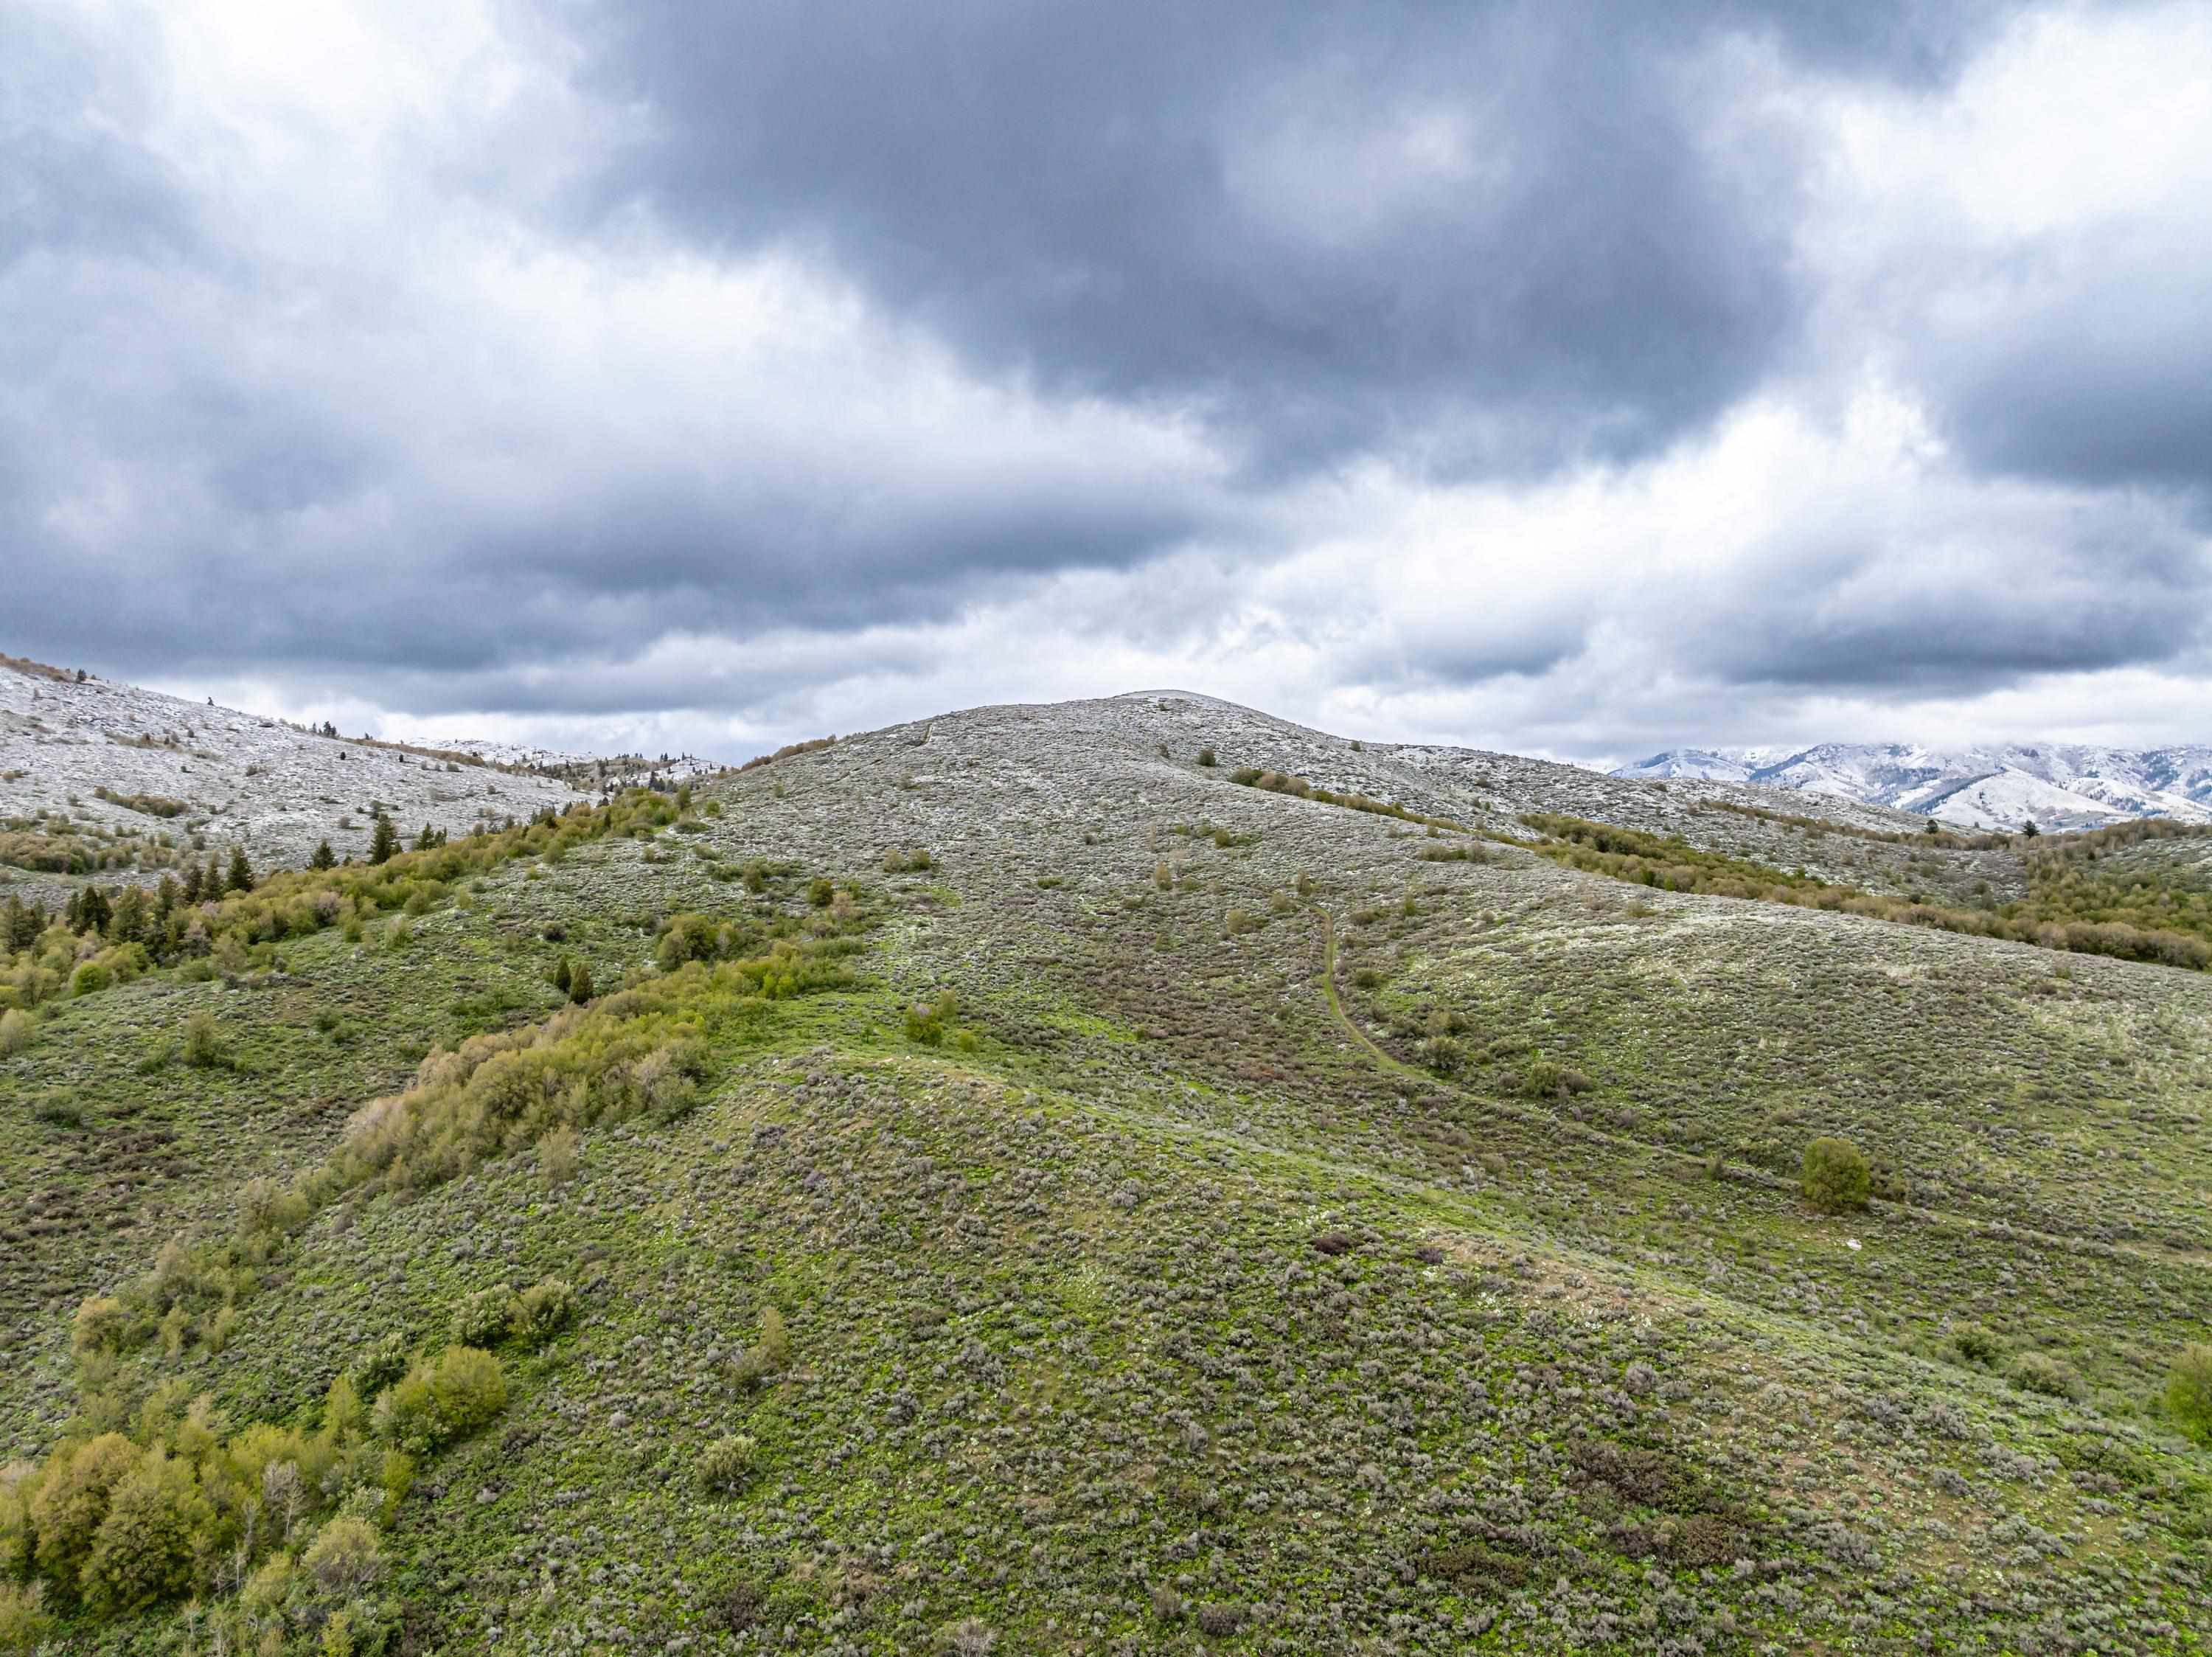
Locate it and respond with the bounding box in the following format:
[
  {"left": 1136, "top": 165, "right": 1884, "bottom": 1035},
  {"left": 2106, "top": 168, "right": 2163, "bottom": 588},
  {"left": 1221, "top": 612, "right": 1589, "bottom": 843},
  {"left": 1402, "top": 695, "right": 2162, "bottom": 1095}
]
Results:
[
  {"left": 0, "top": 662, "right": 589, "bottom": 904},
  {"left": 421, "top": 737, "right": 726, "bottom": 786},
  {"left": 1615, "top": 741, "right": 2212, "bottom": 831}
]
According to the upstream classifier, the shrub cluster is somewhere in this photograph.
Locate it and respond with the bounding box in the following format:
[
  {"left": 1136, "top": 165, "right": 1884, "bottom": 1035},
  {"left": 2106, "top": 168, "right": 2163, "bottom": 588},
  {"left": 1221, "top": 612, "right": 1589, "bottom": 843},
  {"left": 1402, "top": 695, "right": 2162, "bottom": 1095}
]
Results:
[
  {"left": 2, "top": 1336, "right": 500, "bottom": 1634},
  {"left": 738, "top": 735, "right": 835, "bottom": 772},
  {"left": 1229, "top": 768, "right": 1473, "bottom": 836},
  {"left": 450, "top": 1277, "right": 577, "bottom": 1351},
  {"left": 1520, "top": 812, "right": 2212, "bottom": 972},
  {"left": 1, "top": 790, "right": 685, "bottom": 1012}
]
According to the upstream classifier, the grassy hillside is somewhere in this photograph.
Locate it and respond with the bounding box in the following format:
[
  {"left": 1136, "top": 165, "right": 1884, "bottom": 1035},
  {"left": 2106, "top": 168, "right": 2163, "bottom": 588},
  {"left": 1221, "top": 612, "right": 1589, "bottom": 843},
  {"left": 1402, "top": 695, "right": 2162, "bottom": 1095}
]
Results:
[{"left": 3, "top": 693, "right": 2211, "bottom": 1654}]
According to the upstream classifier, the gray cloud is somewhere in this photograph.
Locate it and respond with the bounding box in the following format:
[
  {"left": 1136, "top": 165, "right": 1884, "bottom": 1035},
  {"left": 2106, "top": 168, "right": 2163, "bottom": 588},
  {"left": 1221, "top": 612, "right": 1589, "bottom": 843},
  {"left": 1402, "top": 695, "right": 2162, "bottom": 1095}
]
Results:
[
  {"left": 1, "top": 0, "right": 2206, "bottom": 758},
  {"left": 1919, "top": 235, "right": 2212, "bottom": 495},
  {"left": 568, "top": 0, "right": 1925, "bottom": 477},
  {"left": 1682, "top": 496, "right": 2212, "bottom": 692}
]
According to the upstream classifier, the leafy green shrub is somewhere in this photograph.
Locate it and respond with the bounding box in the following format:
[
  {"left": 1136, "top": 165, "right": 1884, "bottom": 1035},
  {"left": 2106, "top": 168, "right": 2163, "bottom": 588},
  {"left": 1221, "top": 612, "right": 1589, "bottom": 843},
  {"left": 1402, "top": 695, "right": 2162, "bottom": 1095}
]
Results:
[
  {"left": 300, "top": 1513, "right": 384, "bottom": 1599},
  {"left": 69, "top": 1295, "right": 129, "bottom": 1362},
  {"left": 181, "top": 1010, "right": 223, "bottom": 1069},
  {"left": 2008, "top": 1352, "right": 2083, "bottom": 1399},
  {"left": 29, "top": 1432, "right": 142, "bottom": 1598},
  {"left": 451, "top": 1287, "right": 514, "bottom": 1349},
  {"left": 1801, "top": 1137, "right": 1871, "bottom": 1212},
  {"left": 905, "top": 988, "right": 959, "bottom": 1046},
  {"left": 696, "top": 1434, "right": 758, "bottom": 1494},
  {"left": 80, "top": 1450, "right": 204, "bottom": 1615},
  {"left": 1196, "top": 747, "right": 1217, "bottom": 767},
  {"left": 0, "top": 1583, "right": 55, "bottom": 1653},
  {"left": 431, "top": 1345, "right": 506, "bottom": 1434},
  {"left": 1520, "top": 1057, "right": 1591, "bottom": 1100},
  {"left": 536, "top": 1124, "right": 580, "bottom": 1186},
  {"left": 0, "top": 1584, "right": 54, "bottom": 1646},
  {"left": 731, "top": 1307, "right": 791, "bottom": 1389},
  {"left": 2166, "top": 1344, "right": 2212, "bottom": 1443},
  {"left": 509, "top": 1278, "right": 576, "bottom": 1347},
  {"left": 375, "top": 1347, "right": 505, "bottom": 1452},
  {"left": 0, "top": 1009, "right": 32, "bottom": 1055},
  {"left": 352, "top": 1331, "right": 412, "bottom": 1397}
]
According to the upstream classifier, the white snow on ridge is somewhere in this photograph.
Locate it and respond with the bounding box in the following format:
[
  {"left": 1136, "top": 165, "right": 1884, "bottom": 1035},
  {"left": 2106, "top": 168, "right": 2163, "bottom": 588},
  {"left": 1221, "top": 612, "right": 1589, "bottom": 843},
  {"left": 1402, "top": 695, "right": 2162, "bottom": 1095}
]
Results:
[
  {"left": 1615, "top": 740, "right": 2212, "bottom": 831},
  {"left": 0, "top": 664, "right": 608, "bottom": 903}
]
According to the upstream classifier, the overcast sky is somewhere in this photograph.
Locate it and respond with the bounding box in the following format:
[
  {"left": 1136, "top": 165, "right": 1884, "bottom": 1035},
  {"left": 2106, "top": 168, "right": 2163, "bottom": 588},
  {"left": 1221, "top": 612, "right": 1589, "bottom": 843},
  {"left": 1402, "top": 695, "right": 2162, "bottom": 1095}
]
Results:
[{"left": 5, "top": 1, "right": 2208, "bottom": 765}]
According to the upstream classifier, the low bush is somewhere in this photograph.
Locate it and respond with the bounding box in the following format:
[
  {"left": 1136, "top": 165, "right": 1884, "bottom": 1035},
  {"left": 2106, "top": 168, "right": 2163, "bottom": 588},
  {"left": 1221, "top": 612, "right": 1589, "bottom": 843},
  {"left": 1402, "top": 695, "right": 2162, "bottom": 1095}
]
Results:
[
  {"left": 509, "top": 1278, "right": 577, "bottom": 1347},
  {"left": 2166, "top": 1344, "right": 2212, "bottom": 1443},
  {"left": 1802, "top": 1137, "right": 1871, "bottom": 1212},
  {"left": 451, "top": 1287, "right": 515, "bottom": 1349},
  {"left": 696, "top": 1434, "right": 758, "bottom": 1494},
  {"left": 2008, "top": 1352, "right": 2084, "bottom": 1399},
  {"left": 374, "top": 1346, "right": 506, "bottom": 1453}
]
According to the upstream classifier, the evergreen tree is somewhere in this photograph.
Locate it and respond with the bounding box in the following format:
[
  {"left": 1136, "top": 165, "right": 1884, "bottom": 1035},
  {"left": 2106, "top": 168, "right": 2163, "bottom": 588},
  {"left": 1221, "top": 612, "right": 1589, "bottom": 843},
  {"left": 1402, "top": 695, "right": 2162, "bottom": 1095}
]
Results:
[
  {"left": 179, "top": 861, "right": 203, "bottom": 905},
  {"left": 201, "top": 854, "right": 223, "bottom": 899},
  {"left": 553, "top": 956, "right": 572, "bottom": 994},
  {"left": 2023, "top": 821, "right": 2041, "bottom": 838},
  {"left": 5, "top": 894, "right": 35, "bottom": 950},
  {"left": 226, "top": 847, "right": 254, "bottom": 893},
  {"left": 108, "top": 886, "right": 150, "bottom": 945},
  {"left": 154, "top": 875, "right": 178, "bottom": 919},
  {"left": 566, "top": 958, "right": 593, "bottom": 1004},
  {"left": 71, "top": 885, "right": 112, "bottom": 936},
  {"left": 368, "top": 812, "right": 400, "bottom": 866},
  {"left": 310, "top": 840, "right": 335, "bottom": 870}
]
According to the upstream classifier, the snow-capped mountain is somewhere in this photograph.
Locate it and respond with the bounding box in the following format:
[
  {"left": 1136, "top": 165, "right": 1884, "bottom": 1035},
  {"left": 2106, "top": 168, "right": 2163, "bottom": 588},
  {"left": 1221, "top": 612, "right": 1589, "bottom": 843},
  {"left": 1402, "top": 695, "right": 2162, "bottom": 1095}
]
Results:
[{"left": 1613, "top": 742, "right": 2212, "bottom": 831}]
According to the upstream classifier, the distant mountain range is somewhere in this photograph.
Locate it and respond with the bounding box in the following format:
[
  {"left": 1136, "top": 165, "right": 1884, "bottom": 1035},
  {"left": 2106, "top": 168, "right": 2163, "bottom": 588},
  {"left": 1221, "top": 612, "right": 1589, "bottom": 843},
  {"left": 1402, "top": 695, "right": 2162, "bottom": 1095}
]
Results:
[{"left": 1612, "top": 743, "right": 2212, "bottom": 832}]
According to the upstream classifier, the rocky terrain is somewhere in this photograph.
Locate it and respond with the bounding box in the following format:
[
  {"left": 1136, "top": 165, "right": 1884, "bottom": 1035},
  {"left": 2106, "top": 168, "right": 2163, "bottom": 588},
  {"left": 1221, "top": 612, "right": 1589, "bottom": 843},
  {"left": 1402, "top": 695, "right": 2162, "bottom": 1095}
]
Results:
[{"left": 3, "top": 684, "right": 2211, "bottom": 1654}]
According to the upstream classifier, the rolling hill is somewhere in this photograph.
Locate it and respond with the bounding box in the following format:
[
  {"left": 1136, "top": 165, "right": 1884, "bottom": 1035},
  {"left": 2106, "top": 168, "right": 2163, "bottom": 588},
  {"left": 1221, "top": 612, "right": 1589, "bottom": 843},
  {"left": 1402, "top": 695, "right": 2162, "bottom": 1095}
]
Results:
[{"left": 4, "top": 684, "right": 2211, "bottom": 1654}]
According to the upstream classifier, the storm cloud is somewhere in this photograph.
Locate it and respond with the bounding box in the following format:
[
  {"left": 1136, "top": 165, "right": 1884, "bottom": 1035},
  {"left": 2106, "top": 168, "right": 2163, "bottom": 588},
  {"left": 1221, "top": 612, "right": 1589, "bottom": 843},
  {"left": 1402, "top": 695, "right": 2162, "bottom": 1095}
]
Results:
[{"left": 1, "top": 0, "right": 2206, "bottom": 760}]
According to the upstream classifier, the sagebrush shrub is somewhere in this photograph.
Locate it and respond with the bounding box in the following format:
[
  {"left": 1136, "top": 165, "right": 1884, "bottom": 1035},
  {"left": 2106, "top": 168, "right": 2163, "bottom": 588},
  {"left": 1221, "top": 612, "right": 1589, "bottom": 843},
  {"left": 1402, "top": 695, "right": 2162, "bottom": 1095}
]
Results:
[
  {"left": 451, "top": 1287, "right": 513, "bottom": 1349},
  {"left": 509, "top": 1278, "right": 576, "bottom": 1347},
  {"left": 2008, "top": 1352, "right": 2082, "bottom": 1399},
  {"left": 696, "top": 1434, "right": 757, "bottom": 1494}
]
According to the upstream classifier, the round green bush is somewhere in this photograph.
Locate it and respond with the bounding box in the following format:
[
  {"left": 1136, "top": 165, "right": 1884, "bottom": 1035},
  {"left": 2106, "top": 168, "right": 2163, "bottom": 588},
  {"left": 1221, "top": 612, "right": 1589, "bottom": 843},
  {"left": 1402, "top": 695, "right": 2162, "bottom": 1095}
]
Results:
[
  {"left": 430, "top": 1345, "right": 507, "bottom": 1438},
  {"left": 1801, "top": 1137, "right": 1871, "bottom": 1212},
  {"left": 451, "top": 1286, "right": 515, "bottom": 1349},
  {"left": 2166, "top": 1344, "right": 2212, "bottom": 1443},
  {"left": 697, "top": 1434, "right": 759, "bottom": 1495},
  {"left": 509, "top": 1277, "right": 576, "bottom": 1348},
  {"left": 2008, "top": 1351, "right": 2083, "bottom": 1399}
]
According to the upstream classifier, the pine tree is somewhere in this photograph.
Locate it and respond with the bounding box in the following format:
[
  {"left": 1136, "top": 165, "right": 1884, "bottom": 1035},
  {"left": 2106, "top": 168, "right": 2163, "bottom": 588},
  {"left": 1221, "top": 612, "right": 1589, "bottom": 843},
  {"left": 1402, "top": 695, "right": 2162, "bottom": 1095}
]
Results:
[
  {"left": 566, "top": 959, "right": 593, "bottom": 1004},
  {"left": 179, "top": 861, "right": 203, "bottom": 905},
  {"left": 72, "top": 885, "right": 112, "bottom": 936},
  {"left": 368, "top": 812, "right": 400, "bottom": 866},
  {"left": 4, "top": 894, "right": 32, "bottom": 951},
  {"left": 553, "top": 956, "right": 572, "bottom": 994},
  {"left": 226, "top": 847, "right": 254, "bottom": 893},
  {"left": 202, "top": 854, "right": 223, "bottom": 898},
  {"left": 311, "top": 839, "right": 335, "bottom": 870}
]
